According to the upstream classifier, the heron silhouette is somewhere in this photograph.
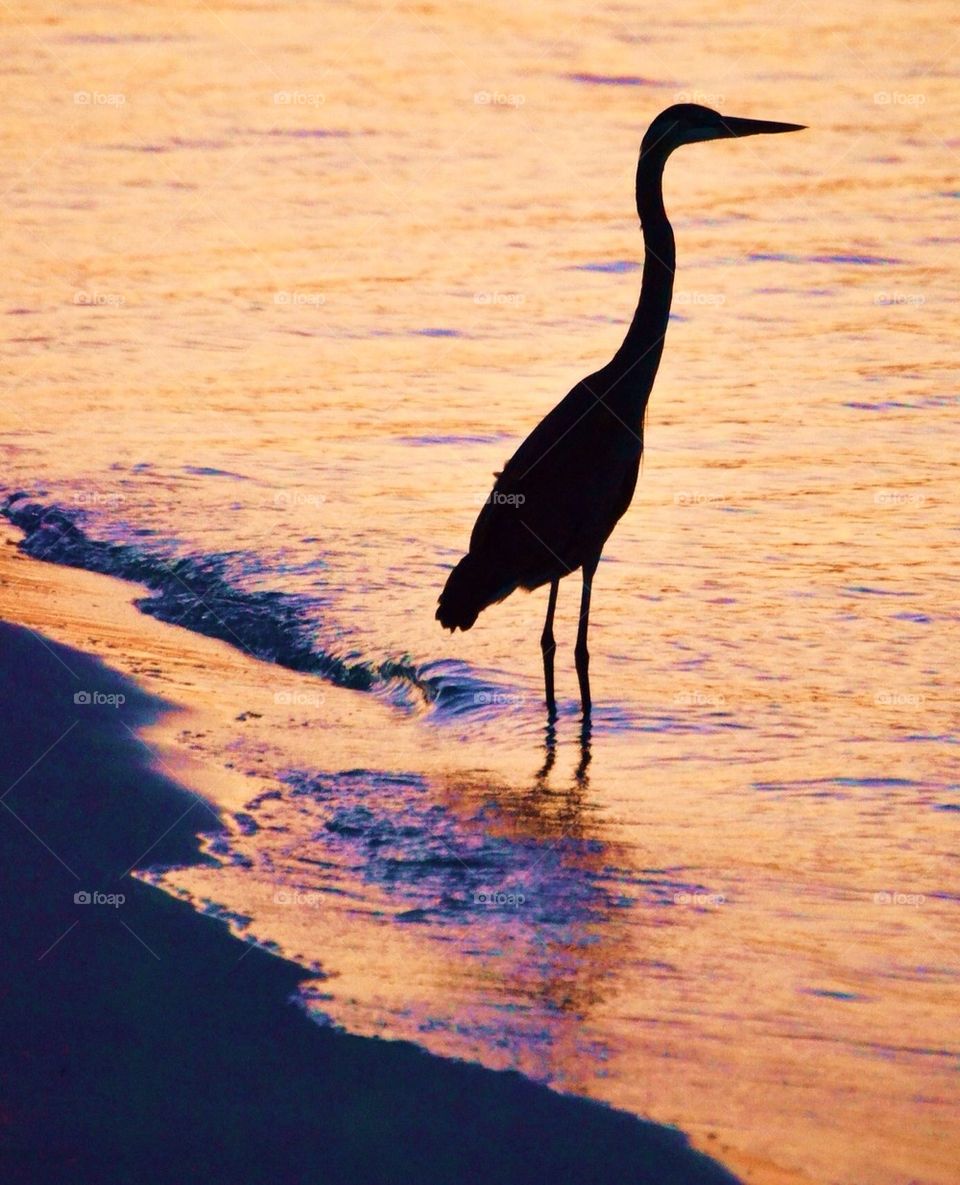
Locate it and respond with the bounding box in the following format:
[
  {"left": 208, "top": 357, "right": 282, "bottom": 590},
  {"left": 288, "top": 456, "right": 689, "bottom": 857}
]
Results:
[{"left": 437, "top": 104, "right": 804, "bottom": 718}]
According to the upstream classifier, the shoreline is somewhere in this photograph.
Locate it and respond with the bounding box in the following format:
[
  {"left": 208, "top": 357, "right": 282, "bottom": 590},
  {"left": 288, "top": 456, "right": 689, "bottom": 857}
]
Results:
[{"left": 0, "top": 528, "right": 743, "bottom": 1185}]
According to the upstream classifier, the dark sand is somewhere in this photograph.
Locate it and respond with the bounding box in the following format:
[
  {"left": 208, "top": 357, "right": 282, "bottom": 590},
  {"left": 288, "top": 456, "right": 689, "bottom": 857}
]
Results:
[{"left": 0, "top": 621, "right": 739, "bottom": 1184}]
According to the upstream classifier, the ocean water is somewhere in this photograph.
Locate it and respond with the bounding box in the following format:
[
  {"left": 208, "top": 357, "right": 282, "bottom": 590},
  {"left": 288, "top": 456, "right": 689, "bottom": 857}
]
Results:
[{"left": 2, "top": 2, "right": 958, "bottom": 1182}]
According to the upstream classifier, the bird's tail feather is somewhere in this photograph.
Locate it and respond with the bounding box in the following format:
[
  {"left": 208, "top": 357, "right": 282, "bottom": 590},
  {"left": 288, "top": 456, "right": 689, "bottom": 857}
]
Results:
[{"left": 436, "top": 552, "right": 510, "bottom": 632}]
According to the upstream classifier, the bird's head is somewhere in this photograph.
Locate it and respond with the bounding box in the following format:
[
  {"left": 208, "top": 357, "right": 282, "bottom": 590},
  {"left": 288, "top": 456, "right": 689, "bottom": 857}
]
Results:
[{"left": 641, "top": 103, "right": 805, "bottom": 162}]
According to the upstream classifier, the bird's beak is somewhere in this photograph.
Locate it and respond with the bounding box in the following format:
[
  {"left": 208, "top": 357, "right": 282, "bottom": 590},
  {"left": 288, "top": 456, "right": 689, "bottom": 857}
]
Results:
[{"left": 717, "top": 114, "right": 807, "bottom": 138}]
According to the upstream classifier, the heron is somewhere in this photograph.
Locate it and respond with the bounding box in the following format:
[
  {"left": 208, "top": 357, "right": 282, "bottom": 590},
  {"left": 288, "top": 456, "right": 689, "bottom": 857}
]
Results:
[{"left": 436, "top": 104, "right": 805, "bottom": 718}]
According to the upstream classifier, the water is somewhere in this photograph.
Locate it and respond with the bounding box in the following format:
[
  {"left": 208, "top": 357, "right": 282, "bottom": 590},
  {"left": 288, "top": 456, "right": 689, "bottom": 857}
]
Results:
[{"left": 2, "top": 2, "right": 958, "bottom": 1182}]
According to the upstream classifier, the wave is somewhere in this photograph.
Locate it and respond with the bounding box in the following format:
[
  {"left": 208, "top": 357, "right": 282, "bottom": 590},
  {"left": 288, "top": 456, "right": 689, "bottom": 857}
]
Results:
[
  {"left": 1, "top": 492, "right": 498, "bottom": 711},
  {"left": 2, "top": 494, "right": 743, "bottom": 737}
]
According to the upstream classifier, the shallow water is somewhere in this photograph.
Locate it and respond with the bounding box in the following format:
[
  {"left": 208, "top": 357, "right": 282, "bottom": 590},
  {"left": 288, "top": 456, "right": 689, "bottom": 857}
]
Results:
[{"left": 1, "top": 2, "right": 958, "bottom": 1182}]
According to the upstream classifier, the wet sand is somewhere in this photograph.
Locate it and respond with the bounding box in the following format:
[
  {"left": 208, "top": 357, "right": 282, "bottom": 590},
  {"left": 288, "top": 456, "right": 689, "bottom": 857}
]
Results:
[{"left": 0, "top": 530, "right": 742, "bottom": 1185}]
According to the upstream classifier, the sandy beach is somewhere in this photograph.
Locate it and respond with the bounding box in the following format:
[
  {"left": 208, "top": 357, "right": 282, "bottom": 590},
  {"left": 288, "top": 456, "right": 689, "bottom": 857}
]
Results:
[
  {"left": 3, "top": 501, "right": 957, "bottom": 1185},
  {"left": 0, "top": 527, "right": 745, "bottom": 1185}
]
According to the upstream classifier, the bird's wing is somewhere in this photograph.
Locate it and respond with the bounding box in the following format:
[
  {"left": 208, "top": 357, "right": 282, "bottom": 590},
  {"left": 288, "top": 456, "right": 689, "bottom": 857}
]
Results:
[
  {"left": 469, "top": 385, "right": 588, "bottom": 541},
  {"left": 467, "top": 379, "right": 641, "bottom": 582},
  {"left": 492, "top": 382, "right": 596, "bottom": 491}
]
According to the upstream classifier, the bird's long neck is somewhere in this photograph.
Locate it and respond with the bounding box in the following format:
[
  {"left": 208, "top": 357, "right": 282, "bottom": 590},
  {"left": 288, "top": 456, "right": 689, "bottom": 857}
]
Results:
[{"left": 606, "top": 149, "right": 676, "bottom": 421}]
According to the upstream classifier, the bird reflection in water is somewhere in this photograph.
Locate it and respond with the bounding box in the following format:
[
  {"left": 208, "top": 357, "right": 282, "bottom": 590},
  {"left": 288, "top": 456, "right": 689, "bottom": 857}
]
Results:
[
  {"left": 537, "top": 715, "right": 592, "bottom": 788},
  {"left": 507, "top": 715, "right": 594, "bottom": 844}
]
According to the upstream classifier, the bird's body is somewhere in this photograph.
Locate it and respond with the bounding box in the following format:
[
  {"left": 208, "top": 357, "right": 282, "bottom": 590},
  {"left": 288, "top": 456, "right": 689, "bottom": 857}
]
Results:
[
  {"left": 437, "top": 371, "right": 644, "bottom": 631},
  {"left": 437, "top": 104, "right": 804, "bottom": 716}
]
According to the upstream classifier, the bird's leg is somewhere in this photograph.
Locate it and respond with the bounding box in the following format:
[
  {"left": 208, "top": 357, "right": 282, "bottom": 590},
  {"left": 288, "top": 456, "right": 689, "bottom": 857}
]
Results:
[
  {"left": 574, "top": 554, "right": 600, "bottom": 719},
  {"left": 540, "top": 579, "right": 559, "bottom": 718}
]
